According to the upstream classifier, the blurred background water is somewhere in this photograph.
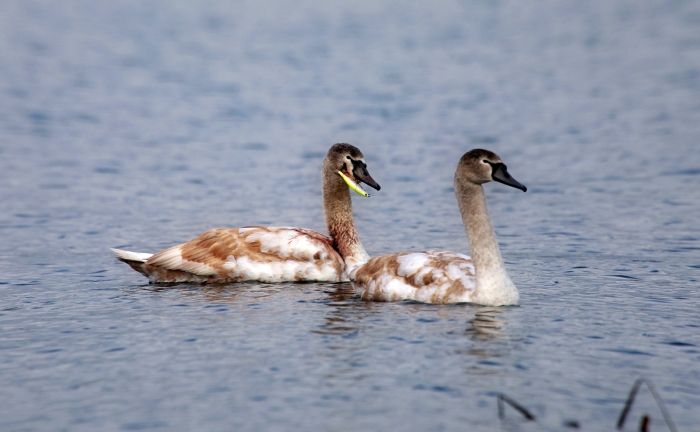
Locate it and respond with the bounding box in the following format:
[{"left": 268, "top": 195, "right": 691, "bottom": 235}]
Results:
[{"left": 1, "top": 0, "right": 699, "bottom": 430}]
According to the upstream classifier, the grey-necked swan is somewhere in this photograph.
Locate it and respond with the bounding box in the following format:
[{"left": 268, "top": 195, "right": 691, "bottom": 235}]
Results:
[
  {"left": 350, "top": 149, "right": 525, "bottom": 306},
  {"left": 112, "top": 143, "right": 381, "bottom": 283}
]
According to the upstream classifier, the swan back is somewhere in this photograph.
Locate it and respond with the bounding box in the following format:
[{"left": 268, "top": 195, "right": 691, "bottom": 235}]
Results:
[
  {"left": 351, "top": 251, "right": 475, "bottom": 303},
  {"left": 114, "top": 227, "right": 345, "bottom": 283}
]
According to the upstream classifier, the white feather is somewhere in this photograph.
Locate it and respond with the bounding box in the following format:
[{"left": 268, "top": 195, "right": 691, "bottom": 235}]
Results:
[{"left": 111, "top": 248, "right": 153, "bottom": 262}]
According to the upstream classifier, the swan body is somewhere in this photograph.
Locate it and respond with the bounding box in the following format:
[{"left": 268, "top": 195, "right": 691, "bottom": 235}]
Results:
[
  {"left": 351, "top": 149, "right": 526, "bottom": 306},
  {"left": 352, "top": 250, "right": 476, "bottom": 303},
  {"left": 112, "top": 144, "right": 380, "bottom": 283},
  {"left": 112, "top": 227, "right": 344, "bottom": 283}
]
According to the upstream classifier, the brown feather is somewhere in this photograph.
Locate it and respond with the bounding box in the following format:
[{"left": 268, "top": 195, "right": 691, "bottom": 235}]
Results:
[
  {"left": 136, "top": 227, "right": 344, "bottom": 283},
  {"left": 353, "top": 251, "right": 476, "bottom": 304}
]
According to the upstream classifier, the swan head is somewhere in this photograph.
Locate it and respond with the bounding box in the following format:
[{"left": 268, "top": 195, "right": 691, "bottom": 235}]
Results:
[
  {"left": 458, "top": 149, "right": 527, "bottom": 192},
  {"left": 325, "top": 143, "right": 381, "bottom": 197}
]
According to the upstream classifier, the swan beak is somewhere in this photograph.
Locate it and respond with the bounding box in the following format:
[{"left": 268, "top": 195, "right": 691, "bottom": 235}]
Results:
[
  {"left": 338, "top": 171, "right": 371, "bottom": 197},
  {"left": 491, "top": 163, "right": 527, "bottom": 192},
  {"left": 352, "top": 163, "right": 381, "bottom": 192}
]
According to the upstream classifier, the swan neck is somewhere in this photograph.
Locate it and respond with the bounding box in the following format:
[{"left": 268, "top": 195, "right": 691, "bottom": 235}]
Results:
[
  {"left": 455, "top": 180, "right": 518, "bottom": 305},
  {"left": 322, "top": 164, "right": 368, "bottom": 263},
  {"left": 456, "top": 183, "right": 503, "bottom": 268}
]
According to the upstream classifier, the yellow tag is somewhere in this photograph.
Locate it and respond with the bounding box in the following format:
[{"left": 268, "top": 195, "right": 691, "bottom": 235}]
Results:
[{"left": 337, "top": 171, "right": 369, "bottom": 197}]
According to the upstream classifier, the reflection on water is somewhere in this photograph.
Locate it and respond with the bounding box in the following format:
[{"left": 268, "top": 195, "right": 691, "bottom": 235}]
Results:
[
  {"left": 466, "top": 307, "right": 508, "bottom": 340},
  {"left": 452, "top": 307, "right": 511, "bottom": 376},
  {"left": 126, "top": 282, "right": 286, "bottom": 304},
  {"left": 318, "top": 284, "right": 359, "bottom": 337},
  {"left": 312, "top": 283, "right": 364, "bottom": 337}
]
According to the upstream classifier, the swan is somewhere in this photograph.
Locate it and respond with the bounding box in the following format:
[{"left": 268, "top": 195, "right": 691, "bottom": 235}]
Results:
[
  {"left": 350, "top": 149, "right": 526, "bottom": 306},
  {"left": 111, "top": 143, "right": 381, "bottom": 283}
]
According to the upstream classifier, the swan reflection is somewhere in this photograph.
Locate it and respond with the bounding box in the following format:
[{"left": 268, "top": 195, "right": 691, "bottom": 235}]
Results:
[
  {"left": 312, "top": 283, "right": 371, "bottom": 337},
  {"left": 466, "top": 307, "right": 508, "bottom": 340}
]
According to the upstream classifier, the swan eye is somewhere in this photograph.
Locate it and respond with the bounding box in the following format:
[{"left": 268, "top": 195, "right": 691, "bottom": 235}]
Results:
[
  {"left": 346, "top": 156, "right": 351, "bottom": 160},
  {"left": 482, "top": 159, "right": 489, "bottom": 164}
]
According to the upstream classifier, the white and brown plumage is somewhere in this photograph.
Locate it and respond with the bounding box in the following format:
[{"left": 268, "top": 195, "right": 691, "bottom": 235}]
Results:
[
  {"left": 111, "top": 143, "right": 381, "bottom": 283},
  {"left": 351, "top": 149, "right": 527, "bottom": 306}
]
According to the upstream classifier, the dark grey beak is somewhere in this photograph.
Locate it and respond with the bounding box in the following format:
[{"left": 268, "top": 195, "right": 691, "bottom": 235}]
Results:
[
  {"left": 490, "top": 163, "right": 527, "bottom": 192},
  {"left": 352, "top": 160, "right": 381, "bottom": 191}
]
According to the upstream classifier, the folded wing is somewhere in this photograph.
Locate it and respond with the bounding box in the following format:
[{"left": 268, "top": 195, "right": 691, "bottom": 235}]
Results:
[
  {"left": 117, "top": 227, "right": 345, "bottom": 283},
  {"left": 351, "top": 250, "right": 476, "bottom": 304}
]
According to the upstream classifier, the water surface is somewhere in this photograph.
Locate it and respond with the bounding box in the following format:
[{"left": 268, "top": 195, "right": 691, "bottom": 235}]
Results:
[{"left": 1, "top": 0, "right": 699, "bottom": 430}]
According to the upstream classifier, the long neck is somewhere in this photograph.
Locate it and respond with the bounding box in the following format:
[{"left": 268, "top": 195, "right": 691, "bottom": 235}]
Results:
[
  {"left": 455, "top": 180, "right": 519, "bottom": 305},
  {"left": 322, "top": 167, "right": 369, "bottom": 263}
]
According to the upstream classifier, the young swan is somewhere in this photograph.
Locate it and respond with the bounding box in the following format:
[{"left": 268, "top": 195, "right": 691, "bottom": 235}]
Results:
[
  {"left": 350, "top": 149, "right": 526, "bottom": 306},
  {"left": 111, "top": 143, "right": 381, "bottom": 283}
]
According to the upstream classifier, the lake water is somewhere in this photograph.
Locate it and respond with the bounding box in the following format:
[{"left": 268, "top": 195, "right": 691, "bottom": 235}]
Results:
[{"left": 1, "top": 0, "right": 699, "bottom": 430}]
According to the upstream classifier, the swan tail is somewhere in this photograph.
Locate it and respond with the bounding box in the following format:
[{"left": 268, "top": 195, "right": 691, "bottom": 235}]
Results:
[
  {"left": 111, "top": 248, "right": 153, "bottom": 263},
  {"left": 111, "top": 248, "right": 154, "bottom": 277}
]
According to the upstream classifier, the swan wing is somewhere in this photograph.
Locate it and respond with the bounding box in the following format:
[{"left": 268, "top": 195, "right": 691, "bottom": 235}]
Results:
[
  {"left": 351, "top": 250, "right": 476, "bottom": 304},
  {"left": 141, "top": 227, "right": 344, "bottom": 283}
]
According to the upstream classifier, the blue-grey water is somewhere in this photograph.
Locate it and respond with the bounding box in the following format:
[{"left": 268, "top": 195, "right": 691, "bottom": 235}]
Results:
[{"left": 1, "top": 1, "right": 699, "bottom": 430}]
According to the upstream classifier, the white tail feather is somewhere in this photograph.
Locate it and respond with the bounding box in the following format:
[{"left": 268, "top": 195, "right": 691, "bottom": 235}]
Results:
[{"left": 111, "top": 248, "right": 153, "bottom": 263}]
